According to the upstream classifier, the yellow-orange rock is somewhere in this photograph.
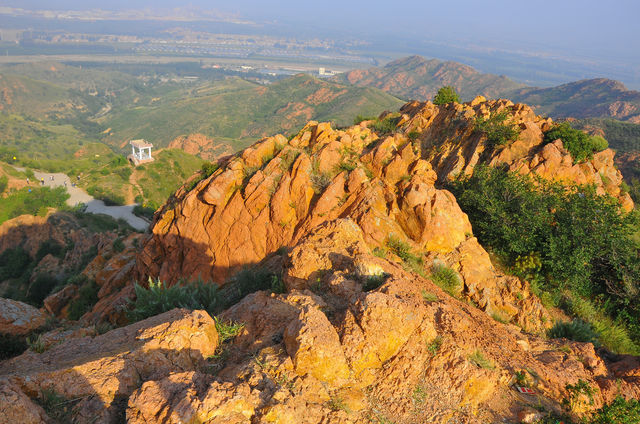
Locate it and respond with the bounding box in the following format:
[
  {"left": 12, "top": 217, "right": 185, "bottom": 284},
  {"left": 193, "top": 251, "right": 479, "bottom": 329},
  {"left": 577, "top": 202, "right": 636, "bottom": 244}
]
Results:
[{"left": 0, "top": 309, "right": 217, "bottom": 421}]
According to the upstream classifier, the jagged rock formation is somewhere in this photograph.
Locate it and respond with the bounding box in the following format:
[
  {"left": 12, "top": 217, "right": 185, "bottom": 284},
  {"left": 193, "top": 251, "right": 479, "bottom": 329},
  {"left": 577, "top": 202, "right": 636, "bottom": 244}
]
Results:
[
  {"left": 399, "top": 99, "right": 633, "bottom": 210},
  {"left": 2, "top": 98, "right": 637, "bottom": 423},
  {"left": 126, "top": 98, "right": 630, "bottom": 328}
]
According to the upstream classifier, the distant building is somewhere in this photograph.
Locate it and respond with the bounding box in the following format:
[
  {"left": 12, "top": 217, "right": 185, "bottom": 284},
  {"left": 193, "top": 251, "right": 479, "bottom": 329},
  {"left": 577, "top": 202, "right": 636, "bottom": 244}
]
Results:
[
  {"left": 128, "top": 139, "right": 154, "bottom": 165},
  {"left": 318, "top": 67, "right": 336, "bottom": 77}
]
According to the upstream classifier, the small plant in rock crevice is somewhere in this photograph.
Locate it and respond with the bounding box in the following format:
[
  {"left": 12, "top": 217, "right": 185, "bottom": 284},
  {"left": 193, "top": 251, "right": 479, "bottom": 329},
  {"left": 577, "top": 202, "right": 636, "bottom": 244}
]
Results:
[
  {"left": 468, "top": 350, "right": 494, "bottom": 370},
  {"left": 429, "top": 264, "right": 461, "bottom": 297}
]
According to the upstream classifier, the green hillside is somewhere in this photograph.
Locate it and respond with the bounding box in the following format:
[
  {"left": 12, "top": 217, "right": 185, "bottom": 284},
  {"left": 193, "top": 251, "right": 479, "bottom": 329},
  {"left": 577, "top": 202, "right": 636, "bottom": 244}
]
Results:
[
  {"left": 101, "top": 74, "right": 404, "bottom": 151},
  {"left": 78, "top": 149, "right": 205, "bottom": 207},
  {"left": 0, "top": 73, "right": 88, "bottom": 118},
  {"left": 510, "top": 78, "right": 640, "bottom": 122},
  {"left": 573, "top": 118, "right": 640, "bottom": 154}
]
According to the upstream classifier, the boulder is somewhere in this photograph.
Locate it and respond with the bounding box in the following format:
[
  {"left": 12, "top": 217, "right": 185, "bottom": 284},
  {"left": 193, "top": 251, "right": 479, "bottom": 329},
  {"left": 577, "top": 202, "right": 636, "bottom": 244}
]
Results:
[
  {"left": 0, "top": 297, "right": 47, "bottom": 336},
  {"left": 0, "top": 380, "right": 49, "bottom": 424}
]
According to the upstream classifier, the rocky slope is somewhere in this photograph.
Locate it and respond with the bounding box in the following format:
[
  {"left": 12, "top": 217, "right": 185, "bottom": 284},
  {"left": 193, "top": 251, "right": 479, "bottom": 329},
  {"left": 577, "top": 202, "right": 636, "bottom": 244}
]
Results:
[
  {"left": 1, "top": 97, "right": 637, "bottom": 423},
  {"left": 332, "top": 55, "right": 524, "bottom": 102}
]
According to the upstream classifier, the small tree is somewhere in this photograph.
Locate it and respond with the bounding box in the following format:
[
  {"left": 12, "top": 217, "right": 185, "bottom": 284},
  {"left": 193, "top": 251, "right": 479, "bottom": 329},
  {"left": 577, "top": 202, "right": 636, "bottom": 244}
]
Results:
[{"left": 433, "top": 86, "right": 460, "bottom": 105}]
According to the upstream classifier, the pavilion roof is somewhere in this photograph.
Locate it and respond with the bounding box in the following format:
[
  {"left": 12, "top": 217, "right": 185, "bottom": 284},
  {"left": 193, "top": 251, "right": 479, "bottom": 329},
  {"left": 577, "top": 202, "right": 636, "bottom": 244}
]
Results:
[{"left": 130, "top": 139, "right": 153, "bottom": 148}]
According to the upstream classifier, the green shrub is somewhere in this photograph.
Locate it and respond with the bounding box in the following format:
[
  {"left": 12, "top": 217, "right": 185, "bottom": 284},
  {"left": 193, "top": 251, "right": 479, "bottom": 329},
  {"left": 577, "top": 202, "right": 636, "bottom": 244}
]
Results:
[
  {"left": 0, "top": 175, "right": 7, "bottom": 194},
  {"left": 115, "top": 166, "right": 132, "bottom": 180},
  {"left": 429, "top": 264, "right": 461, "bottom": 296},
  {"left": 568, "top": 296, "right": 639, "bottom": 355},
  {"left": 564, "top": 379, "right": 595, "bottom": 411},
  {"left": 407, "top": 130, "right": 421, "bottom": 141},
  {"left": 27, "top": 334, "right": 46, "bottom": 353},
  {"left": 362, "top": 273, "right": 389, "bottom": 292},
  {"left": 67, "top": 280, "right": 99, "bottom": 320},
  {"left": 311, "top": 172, "right": 332, "bottom": 194},
  {"left": 128, "top": 268, "right": 285, "bottom": 323},
  {"left": 468, "top": 350, "right": 494, "bottom": 369},
  {"left": 386, "top": 235, "right": 415, "bottom": 262},
  {"left": 588, "top": 396, "right": 640, "bottom": 424},
  {"left": 371, "top": 115, "right": 400, "bottom": 134},
  {"left": 433, "top": 86, "right": 460, "bottom": 105},
  {"left": 110, "top": 155, "right": 128, "bottom": 167},
  {"left": 544, "top": 122, "right": 608, "bottom": 163},
  {"left": 112, "top": 238, "right": 125, "bottom": 253},
  {"left": 474, "top": 111, "right": 521, "bottom": 146},
  {"left": 133, "top": 204, "right": 156, "bottom": 220},
  {"left": 0, "top": 333, "right": 28, "bottom": 359},
  {"left": 87, "top": 186, "right": 125, "bottom": 206},
  {"left": 386, "top": 235, "right": 424, "bottom": 275},
  {"left": 201, "top": 162, "right": 219, "bottom": 178},
  {"left": 127, "top": 278, "right": 222, "bottom": 323},
  {"left": 214, "top": 317, "right": 245, "bottom": 344},
  {"left": 547, "top": 320, "right": 600, "bottom": 346},
  {"left": 449, "top": 165, "right": 640, "bottom": 352},
  {"left": 427, "top": 336, "right": 443, "bottom": 356},
  {"left": 229, "top": 268, "right": 285, "bottom": 302},
  {"left": 0, "top": 247, "right": 31, "bottom": 280},
  {"left": 35, "top": 239, "right": 64, "bottom": 262},
  {"left": 26, "top": 274, "right": 59, "bottom": 306},
  {"left": 37, "top": 388, "right": 78, "bottom": 423}
]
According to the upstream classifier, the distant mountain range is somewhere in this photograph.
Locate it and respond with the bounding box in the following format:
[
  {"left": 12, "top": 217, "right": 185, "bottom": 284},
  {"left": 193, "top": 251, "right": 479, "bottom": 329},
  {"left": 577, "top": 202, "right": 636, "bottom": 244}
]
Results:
[{"left": 334, "top": 56, "right": 640, "bottom": 123}]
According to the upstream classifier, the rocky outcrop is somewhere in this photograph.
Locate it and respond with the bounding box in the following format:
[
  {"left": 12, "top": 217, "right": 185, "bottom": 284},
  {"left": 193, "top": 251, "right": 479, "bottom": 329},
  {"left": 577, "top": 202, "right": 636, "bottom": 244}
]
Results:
[
  {"left": 399, "top": 99, "right": 633, "bottom": 210},
  {"left": 168, "top": 133, "right": 232, "bottom": 160},
  {"left": 58, "top": 221, "right": 635, "bottom": 423},
  {"left": 0, "top": 308, "right": 217, "bottom": 423},
  {"left": 126, "top": 98, "right": 632, "bottom": 330},
  {"left": 0, "top": 297, "right": 46, "bottom": 336}
]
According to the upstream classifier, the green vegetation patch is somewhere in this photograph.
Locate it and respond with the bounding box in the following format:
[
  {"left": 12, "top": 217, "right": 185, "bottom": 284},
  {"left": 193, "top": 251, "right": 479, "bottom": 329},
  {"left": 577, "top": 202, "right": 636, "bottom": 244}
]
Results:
[
  {"left": 67, "top": 280, "right": 99, "bottom": 321},
  {"left": 429, "top": 264, "right": 461, "bottom": 297},
  {"left": 433, "top": 86, "right": 460, "bottom": 105},
  {"left": 371, "top": 114, "right": 401, "bottom": 134},
  {"left": 544, "top": 122, "right": 608, "bottom": 163},
  {"left": 474, "top": 110, "right": 521, "bottom": 146},
  {"left": 588, "top": 396, "right": 640, "bottom": 424},
  {"left": 547, "top": 320, "right": 600, "bottom": 346},
  {"left": 0, "top": 186, "right": 69, "bottom": 225},
  {"left": 450, "top": 165, "right": 640, "bottom": 353},
  {"left": 128, "top": 267, "right": 285, "bottom": 323},
  {"left": 468, "top": 350, "right": 494, "bottom": 369}
]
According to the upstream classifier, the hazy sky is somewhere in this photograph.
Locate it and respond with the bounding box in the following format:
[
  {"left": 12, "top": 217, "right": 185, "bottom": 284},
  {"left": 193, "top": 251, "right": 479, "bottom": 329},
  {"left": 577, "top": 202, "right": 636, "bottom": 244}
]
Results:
[{"left": 3, "top": 0, "right": 640, "bottom": 78}]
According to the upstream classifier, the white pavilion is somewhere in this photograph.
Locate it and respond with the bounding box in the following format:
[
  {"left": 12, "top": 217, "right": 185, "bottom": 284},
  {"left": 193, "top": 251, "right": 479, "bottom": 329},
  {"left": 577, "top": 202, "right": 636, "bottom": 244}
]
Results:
[{"left": 128, "top": 139, "right": 154, "bottom": 165}]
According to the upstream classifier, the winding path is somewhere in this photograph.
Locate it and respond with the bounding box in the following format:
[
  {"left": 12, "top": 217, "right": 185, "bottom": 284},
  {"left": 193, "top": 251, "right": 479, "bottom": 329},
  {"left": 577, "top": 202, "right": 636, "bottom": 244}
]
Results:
[{"left": 23, "top": 169, "right": 149, "bottom": 231}]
